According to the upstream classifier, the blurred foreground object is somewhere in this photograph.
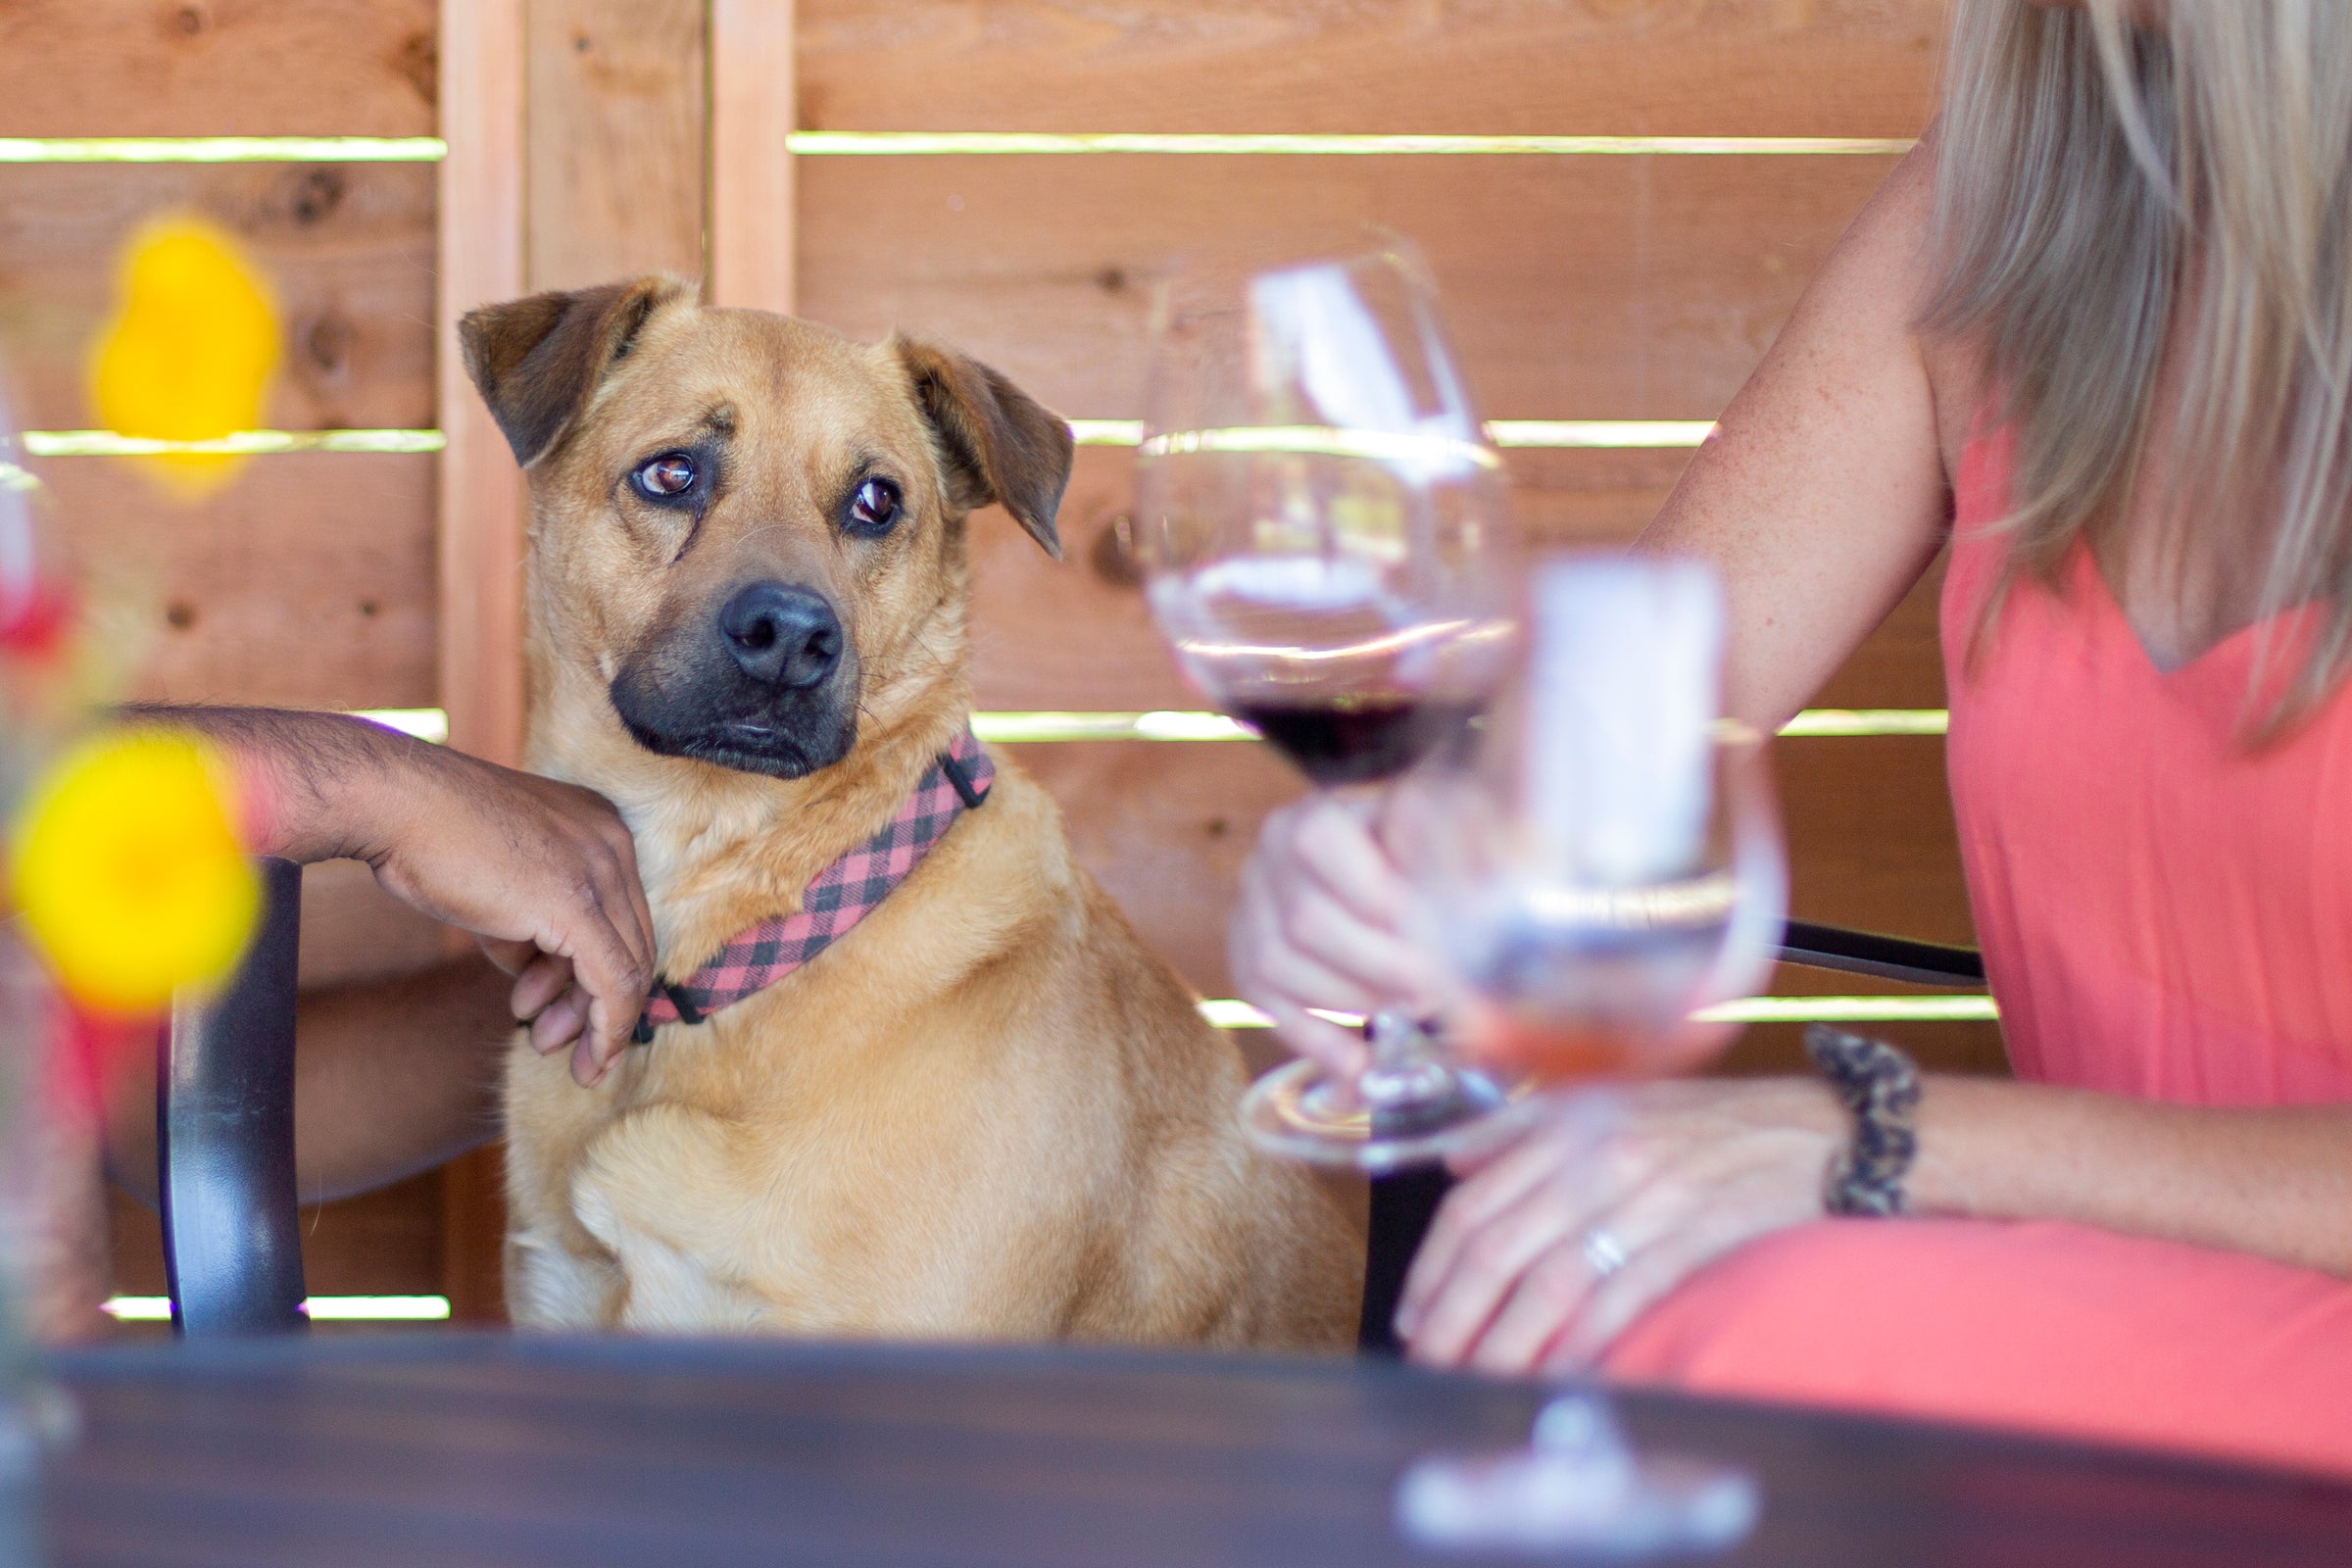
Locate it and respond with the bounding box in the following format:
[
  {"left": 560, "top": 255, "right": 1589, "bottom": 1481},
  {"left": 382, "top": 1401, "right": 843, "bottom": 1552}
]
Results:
[
  {"left": 0, "top": 415, "right": 118, "bottom": 1354},
  {"left": 10, "top": 731, "right": 258, "bottom": 1020},
  {"left": 87, "top": 218, "right": 280, "bottom": 498},
  {"left": 0, "top": 391, "right": 122, "bottom": 1559},
  {"left": 1396, "top": 555, "right": 1778, "bottom": 1559},
  {"left": 0, "top": 620, "right": 265, "bottom": 1349}
]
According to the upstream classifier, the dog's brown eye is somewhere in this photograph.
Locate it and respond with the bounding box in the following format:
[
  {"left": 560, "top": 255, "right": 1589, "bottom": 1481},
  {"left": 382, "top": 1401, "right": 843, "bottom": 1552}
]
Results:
[
  {"left": 634, "top": 453, "right": 697, "bottom": 499},
  {"left": 849, "top": 476, "right": 902, "bottom": 535}
]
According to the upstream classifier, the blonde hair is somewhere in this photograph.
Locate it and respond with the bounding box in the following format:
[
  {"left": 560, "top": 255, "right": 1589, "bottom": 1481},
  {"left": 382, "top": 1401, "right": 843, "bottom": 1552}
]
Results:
[{"left": 1927, "top": 0, "right": 2352, "bottom": 731}]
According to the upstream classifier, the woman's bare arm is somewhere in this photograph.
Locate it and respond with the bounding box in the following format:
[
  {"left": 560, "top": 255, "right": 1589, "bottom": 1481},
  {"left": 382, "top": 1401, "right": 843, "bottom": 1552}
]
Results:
[
  {"left": 1917, "top": 1081, "right": 2352, "bottom": 1275},
  {"left": 1639, "top": 142, "right": 1958, "bottom": 729}
]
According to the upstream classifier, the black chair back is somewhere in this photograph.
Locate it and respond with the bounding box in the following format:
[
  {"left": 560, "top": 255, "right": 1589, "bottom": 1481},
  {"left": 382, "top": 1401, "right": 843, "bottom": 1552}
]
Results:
[
  {"left": 157, "top": 857, "right": 306, "bottom": 1337},
  {"left": 1778, "top": 920, "right": 1984, "bottom": 986}
]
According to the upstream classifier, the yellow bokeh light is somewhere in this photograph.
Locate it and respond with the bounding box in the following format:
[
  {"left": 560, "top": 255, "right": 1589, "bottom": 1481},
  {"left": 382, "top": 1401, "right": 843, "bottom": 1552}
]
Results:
[
  {"left": 88, "top": 218, "right": 280, "bottom": 498},
  {"left": 11, "top": 729, "right": 260, "bottom": 1016}
]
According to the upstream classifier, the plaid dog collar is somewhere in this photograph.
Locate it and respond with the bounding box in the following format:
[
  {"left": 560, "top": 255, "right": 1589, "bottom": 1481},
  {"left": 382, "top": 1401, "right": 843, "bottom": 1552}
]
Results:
[{"left": 631, "top": 725, "right": 994, "bottom": 1044}]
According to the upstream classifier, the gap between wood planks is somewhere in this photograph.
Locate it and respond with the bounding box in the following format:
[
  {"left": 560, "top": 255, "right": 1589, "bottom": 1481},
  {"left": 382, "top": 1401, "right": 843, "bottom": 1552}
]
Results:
[
  {"left": 16, "top": 422, "right": 1705, "bottom": 455},
  {"left": 0, "top": 134, "right": 1916, "bottom": 163}
]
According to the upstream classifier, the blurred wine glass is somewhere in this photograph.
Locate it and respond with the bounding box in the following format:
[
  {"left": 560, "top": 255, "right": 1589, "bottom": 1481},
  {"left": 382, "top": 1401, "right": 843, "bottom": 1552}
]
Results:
[
  {"left": 0, "top": 386, "right": 95, "bottom": 1549},
  {"left": 1392, "top": 555, "right": 1784, "bottom": 1560},
  {"left": 1132, "top": 233, "right": 1517, "bottom": 1171}
]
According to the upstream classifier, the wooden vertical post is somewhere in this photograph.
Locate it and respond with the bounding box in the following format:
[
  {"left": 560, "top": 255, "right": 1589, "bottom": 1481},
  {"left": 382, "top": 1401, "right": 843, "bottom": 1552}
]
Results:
[
  {"left": 709, "top": 0, "right": 797, "bottom": 313},
  {"left": 436, "top": 0, "right": 527, "bottom": 1325},
  {"left": 435, "top": 0, "right": 715, "bottom": 1321},
  {"left": 437, "top": 0, "right": 529, "bottom": 774}
]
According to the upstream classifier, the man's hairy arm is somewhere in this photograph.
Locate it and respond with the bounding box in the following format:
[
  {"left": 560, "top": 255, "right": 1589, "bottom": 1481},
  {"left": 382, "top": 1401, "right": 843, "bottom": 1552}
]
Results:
[
  {"left": 128, "top": 706, "right": 657, "bottom": 1085},
  {"left": 93, "top": 705, "right": 662, "bottom": 1210},
  {"left": 105, "top": 954, "right": 514, "bottom": 1207},
  {"left": 122, "top": 703, "right": 434, "bottom": 864}
]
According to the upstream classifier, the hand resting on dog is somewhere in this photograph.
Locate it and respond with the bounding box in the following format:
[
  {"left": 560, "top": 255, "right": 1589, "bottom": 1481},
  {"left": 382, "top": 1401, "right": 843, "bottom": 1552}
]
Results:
[
  {"left": 146, "top": 706, "right": 656, "bottom": 1086},
  {"left": 100, "top": 707, "right": 661, "bottom": 1209}
]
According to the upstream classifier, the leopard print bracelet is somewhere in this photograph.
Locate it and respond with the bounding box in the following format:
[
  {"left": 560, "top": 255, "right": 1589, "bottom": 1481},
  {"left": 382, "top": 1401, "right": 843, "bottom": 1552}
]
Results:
[{"left": 1804, "top": 1023, "right": 1922, "bottom": 1217}]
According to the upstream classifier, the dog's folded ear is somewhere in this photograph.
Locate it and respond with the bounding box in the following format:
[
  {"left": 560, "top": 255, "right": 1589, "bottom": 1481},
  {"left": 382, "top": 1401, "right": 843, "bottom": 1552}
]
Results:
[
  {"left": 895, "top": 339, "right": 1075, "bottom": 560},
  {"left": 460, "top": 276, "right": 697, "bottom": 467}
]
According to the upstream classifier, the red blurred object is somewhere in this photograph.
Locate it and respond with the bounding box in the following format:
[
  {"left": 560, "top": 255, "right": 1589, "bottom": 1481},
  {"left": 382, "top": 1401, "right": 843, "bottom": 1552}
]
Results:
[
  {"left": 46, "top": 999, "right": 148, "bottom": 1135},
  {"left": 0, "top": 580, "right": 76, "bottom": 663}
]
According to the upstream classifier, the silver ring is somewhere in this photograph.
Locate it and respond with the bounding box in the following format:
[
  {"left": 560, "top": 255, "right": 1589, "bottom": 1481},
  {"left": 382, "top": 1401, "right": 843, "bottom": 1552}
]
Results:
[{"left": 1581, "top": 1227, "right": 1629, "bottom": 1279}]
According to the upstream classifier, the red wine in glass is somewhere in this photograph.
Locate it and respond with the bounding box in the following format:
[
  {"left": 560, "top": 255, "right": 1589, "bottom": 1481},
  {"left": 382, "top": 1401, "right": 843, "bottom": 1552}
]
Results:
[{"left": 1230, "top": 693, "right": 1483, "bottom": 787}]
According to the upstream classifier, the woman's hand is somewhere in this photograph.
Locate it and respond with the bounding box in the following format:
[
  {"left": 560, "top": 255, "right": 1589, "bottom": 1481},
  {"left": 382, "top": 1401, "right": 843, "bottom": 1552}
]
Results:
[
  {"left": 1228, "top": 789, "right": 1441, "bottom": 1076},
  {"left": 1397, "top": 1077, "right": 1844, "bottom": 1374}
]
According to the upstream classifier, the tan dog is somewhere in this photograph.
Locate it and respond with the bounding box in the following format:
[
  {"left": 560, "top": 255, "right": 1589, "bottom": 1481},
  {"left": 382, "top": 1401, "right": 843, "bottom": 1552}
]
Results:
[{"left": 458, "top": 276, "right": 1360, "bottom": 1347}]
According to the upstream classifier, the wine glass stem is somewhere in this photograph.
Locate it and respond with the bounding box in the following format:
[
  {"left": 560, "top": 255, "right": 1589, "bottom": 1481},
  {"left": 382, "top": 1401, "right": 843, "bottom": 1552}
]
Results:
[
  {"left": 1531, "top": 1386, "right": 1640, "bottom": 1484},
  {"left": 1356, "top": 1008, "right": 1456, "bottom": 1112}
]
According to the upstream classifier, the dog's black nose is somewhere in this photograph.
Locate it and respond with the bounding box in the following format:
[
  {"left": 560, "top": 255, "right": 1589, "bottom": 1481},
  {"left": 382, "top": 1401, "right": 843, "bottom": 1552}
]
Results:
[{"left": 719, "top": 583, "right": 842, "bottom": 689}]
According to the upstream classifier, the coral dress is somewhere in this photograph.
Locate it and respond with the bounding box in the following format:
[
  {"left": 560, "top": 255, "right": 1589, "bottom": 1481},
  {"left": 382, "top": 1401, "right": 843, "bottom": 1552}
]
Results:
[{"left": 1601, "top": 425, "right": 2352, "bottom": 1476}]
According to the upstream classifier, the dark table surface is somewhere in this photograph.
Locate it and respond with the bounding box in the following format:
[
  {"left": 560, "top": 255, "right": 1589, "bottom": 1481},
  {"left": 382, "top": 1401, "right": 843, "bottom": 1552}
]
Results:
[{"left": 35, "top": 1334, "right": 2352, "bottom": 1567}]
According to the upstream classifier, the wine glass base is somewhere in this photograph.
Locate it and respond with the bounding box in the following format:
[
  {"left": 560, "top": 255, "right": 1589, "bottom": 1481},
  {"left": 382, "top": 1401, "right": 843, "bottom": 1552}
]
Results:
[
  {"left": 1396, "top": 1446, "right": 1758, "bottom": 1560},
  {"left": 1238, "top": 1057, "right": 1511, "bottom": 1173},
  {"left": 1396, "top": 1391, "right": 1757, "bottom": 1559}
]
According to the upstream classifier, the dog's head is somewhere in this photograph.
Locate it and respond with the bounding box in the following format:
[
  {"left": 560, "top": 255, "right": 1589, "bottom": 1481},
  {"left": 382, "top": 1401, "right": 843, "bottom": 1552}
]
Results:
[{"left": 459, "top": 277, "right": 1072, "bottom": 779}]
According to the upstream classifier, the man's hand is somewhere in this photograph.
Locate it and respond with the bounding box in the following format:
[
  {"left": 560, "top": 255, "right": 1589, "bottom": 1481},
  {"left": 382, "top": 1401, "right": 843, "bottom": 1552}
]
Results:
[
  {"left": 140, "top": 708, "right": 657, "bottom": 1086},
  {"left": 1396, "top": 1078, "right": 1842, "bottom": 1373},
  {"left": 355, "top": 745, "right": 656, "bottom": 1086}
]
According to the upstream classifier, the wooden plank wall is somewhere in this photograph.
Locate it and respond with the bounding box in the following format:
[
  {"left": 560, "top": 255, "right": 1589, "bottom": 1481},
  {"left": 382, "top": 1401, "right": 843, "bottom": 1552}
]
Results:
[
  {"left": 793, "top": 3, "right": 1940, "bottom": 137},
  {"left": 19, "top": 1, "right": 1971, "bottom": 1319}
]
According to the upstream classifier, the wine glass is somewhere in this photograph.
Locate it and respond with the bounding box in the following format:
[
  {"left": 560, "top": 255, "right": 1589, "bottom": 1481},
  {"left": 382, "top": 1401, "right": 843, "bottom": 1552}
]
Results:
[
  {"left": 1132, "top": 234, "right": 1518, "bottom": 1172},
  {"left": 1390, "top": 554, "right": 1785, "bottom": 1559}
]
